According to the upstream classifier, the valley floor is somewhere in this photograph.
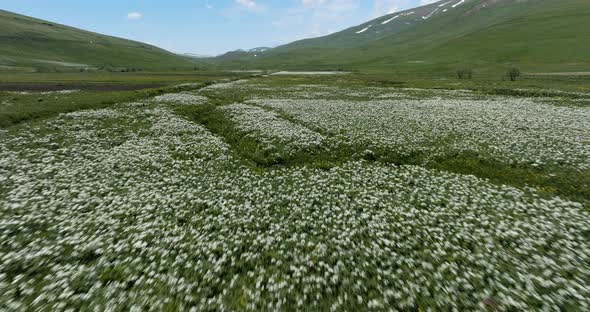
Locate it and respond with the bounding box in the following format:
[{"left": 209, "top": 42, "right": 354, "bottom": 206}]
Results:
[{"left": 1, "top": 75, "right": 589, "bottom": 310}]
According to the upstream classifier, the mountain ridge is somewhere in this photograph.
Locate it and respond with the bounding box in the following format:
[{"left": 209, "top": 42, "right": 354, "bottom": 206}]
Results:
[
  {"left": 213, "top": 0, "right": 590, "bottom": 76},
  {"left": 0, "top": 9, "right": 196, "bottom": 72}
]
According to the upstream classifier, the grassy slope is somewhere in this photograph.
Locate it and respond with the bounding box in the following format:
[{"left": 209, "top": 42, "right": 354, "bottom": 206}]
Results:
[
  {"left": 0, "top": 72, "right": 250, "bottom": 128},
  {"left": 0, "top": 71, "right": 246, "bottom": 84},
  {"left": 368, "top": 0, "right": 590, "bottom": 75},
  {"left": 215, "top": 0, "right": 590, "bottom": 77},
  {"left": 0, "top": 10, "right": 196, "bottom": 71}
]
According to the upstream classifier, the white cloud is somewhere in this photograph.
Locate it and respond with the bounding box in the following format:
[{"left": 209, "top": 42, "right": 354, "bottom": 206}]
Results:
[
  {"left": 373, "top": 0, "right": 400, "bottom": 17},
  {"left": 300, "top": 0, "right": 328, "bottom": 8},
  {"left": 296, "top": 0, "right": 360, "bottom": 20},
  {"left": 234, "top": 0, "right": 266, "bottom": 13},
  {"left": 127, "top": 12, "right": 143, "bottom": 20},
  {"left": 235, "top": 0, "right": 258, "bottom": 9},
  {"left": 268, "top": 0, "right": 439, "bottom": 47},
  {"left": 372, "top": 0, "right": 438, "bottom": 18},
  {"left": 270, "top": 0, "right": 360, "bottom": 43}
]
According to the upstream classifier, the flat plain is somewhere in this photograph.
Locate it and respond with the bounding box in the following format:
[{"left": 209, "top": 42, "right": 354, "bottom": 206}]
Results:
[{"left": 1, "top": 73, "right": 589, "bottom": 310}]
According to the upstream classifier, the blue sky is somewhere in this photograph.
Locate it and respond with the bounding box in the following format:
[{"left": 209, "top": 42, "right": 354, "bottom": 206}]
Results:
[{"left": 1, "top": 0, "right": 435, "bottom": 55}]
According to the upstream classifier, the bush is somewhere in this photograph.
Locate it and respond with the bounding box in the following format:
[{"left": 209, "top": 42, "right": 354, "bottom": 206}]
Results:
[
  {"left": 456, "top": 68, "right": 473, "bottom": 79},
  {"left": 507, "top": 67, "right": 521, "bottom": 81}
]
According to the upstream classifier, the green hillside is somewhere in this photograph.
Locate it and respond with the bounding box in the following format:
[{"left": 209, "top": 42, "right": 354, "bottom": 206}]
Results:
[
  {"left": 0, "top": 10, "right": 196, "bottom": 72},
  {"left": 215, "top": 0, "right": 590, "bottom": 76}
]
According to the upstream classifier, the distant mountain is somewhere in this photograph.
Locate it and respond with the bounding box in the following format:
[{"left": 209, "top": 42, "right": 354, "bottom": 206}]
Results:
[
  {"left": 182, "top": 53, "right": 214, "bottom": 59},
  {"left": 0, "top": 10, "right": 196, "bottom": 72},
  {"left": 248, "top": 47, "right": 272, "bottom": 53},
  {"left": 213, "top": 0, "right": 590, "bottom": 76},
  {"left": 214, "top": 47, "right": 273, "bottom": 65}
]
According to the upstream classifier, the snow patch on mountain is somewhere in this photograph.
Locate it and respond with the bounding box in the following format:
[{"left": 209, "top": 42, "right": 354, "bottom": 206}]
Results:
[
  {"left": 381, "top": 11, "right": 416, "bottom": 25},
  {"left": 382, "top": 15, "right": 399, "bottom": 25},
  {"left": 356, "top": 25, "right": 372, "bottom": 34},
  {"left": 422, "top": 8, "right": 440, "bottom": 20},
  {"left": 452, "top": 0, "right": 466, "bottom": 8}
]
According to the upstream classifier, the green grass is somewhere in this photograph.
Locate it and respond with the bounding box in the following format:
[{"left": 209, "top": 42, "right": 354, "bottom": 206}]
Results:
[
  {"left": 2, "top": 71, "right": 588, "bottom": 206},
  {"left": 0, "top": 72, "right": 249, "bottom": 128},
  {"left": 432, "top": 154, "right": 590, "bottom": 206},
  {"left": 1, "top": 2, "right": 589, "bottom": 308},
  {"left": 173, "top": 103, "right": 361, "bottom": 170},
  {"left": 236, "top": 72, "right": 590, "bottom": 98},
  {"left": 0, "top": 90, "right": 154, "bottom": 128},
  {"left": 178, "top": 74, "right": 590, "bottom": 207},
  {"left": 1, "top": 73, "right": 589, "bottom": 310},
  {"left": 0, "top": 9, "right": 200, "bottom": 72},
  {"left": 0, "top": 71, "right": 250, "bottom": 84},
  {"left": 214, "top": 0, "right": 590, "bottom": 77},
  {"left": 185, "top": 103, "right": 590, "bottom": 206}
]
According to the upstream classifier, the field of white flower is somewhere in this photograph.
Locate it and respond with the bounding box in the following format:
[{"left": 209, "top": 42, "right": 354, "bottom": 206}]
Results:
[
  {"left": 1, "top": 78, "right": 589, "bottom": 310},
  {"left": 250, "top": 97, "right": 590, "bottom": 170},
  {"left": 152, "top": 92, "right": 209, "bottom": 106},
  {"left": 220, "top": 103, "right": 324, "bottom": 156}
]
